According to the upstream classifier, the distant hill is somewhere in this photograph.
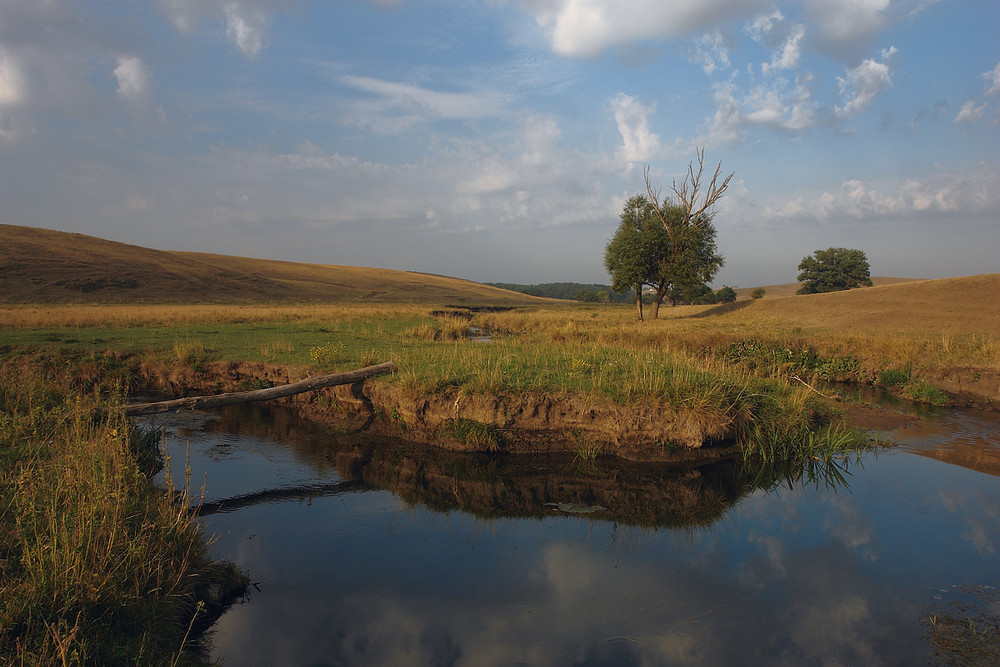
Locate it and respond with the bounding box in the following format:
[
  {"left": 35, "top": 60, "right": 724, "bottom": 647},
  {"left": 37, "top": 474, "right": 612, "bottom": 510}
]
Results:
[
  {"left": 720, "top": 274, "right": 1000, "bottom": 336},
  {"left": 485, "top": 282, "right": 631, "bottom": 302},
  {"left": 0, "top": 224, "right": 551, "bottom": 305}
]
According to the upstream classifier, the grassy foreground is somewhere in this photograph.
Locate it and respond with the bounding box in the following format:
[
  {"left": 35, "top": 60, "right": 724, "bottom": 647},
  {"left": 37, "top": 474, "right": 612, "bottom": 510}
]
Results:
[
  {"left": 4, "top": 280, "right": 996, "bottom": 661},
  {"left": 0, "top": 357, "right": 245, "bottom": 665}
]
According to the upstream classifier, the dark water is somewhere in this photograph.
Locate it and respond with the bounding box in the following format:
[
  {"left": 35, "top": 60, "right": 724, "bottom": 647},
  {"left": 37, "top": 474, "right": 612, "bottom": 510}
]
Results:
[{"left": 150, "top": 402, "right": 1000, "bottom": 667}]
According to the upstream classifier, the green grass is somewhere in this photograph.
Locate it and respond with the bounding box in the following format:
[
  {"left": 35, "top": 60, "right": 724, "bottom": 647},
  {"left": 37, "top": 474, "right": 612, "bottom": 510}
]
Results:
[
  {"left": 1, "top": 305, "right": 885, "bottom": 463},
  {"left": 0, "top": 357, "right": 245, "bottom": 664}
]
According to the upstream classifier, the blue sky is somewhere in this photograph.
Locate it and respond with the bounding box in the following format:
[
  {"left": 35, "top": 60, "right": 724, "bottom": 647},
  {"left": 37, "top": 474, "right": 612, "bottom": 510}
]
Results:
[{"left": 0, "top": 0, "right": 997, "bottom": 287}]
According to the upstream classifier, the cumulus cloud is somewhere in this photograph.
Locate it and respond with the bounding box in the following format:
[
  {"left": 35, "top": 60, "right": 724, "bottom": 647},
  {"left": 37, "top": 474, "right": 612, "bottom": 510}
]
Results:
[
  {"left": 518, "top": 0, "right": 769, "bottom": 58},
  {"left": 159, "top": 0, "right": 288, "bottom": 57},
  {"left": 0, "top": 48, "right": 23, "bottom": 106},
  {"left": 764, "top": 165, "right": 1000, "bottom": 222},
  {"left": 113, "top": 56, "right": 151, "bottom": 103},
  {"left": 954, "top": 101, "right": 986, "bottom": 124},
  {"left": 807, "top": 0, "right": 890, "bottom": 62},
  {"left": 763, "top": 23, "right": 804, "bottom": 73},
  {"left": 224, "top": 2, "right": 269, "bottom": 58},
  {"left": 691, "top": 30, "right": 731, "bottom": 75},
  {"left": 985, "top": 62, "right": 1000, "bottom": 96},
  {"left": 836, "top": 52, "right": 894, "bottom": 118},
  {"left": 610, "top": 93, "right": 663, "bottom": 162}
]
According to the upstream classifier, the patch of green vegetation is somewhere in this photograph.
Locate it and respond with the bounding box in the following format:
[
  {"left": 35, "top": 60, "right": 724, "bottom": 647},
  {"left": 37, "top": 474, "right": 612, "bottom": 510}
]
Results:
[
  {"left": 717, "top": 339, "right": 862, "bottom": 381},
  {"left": 903, "top": 379, "right": 950, "bottom": 406},
  {"left": 877, "top": 366, "right": 911, "bottom": 388},
  {"left": 0, "top": 357, "right": 246, "bottom": 664},
  {"left": 441, "top": 419, "right": 504, "bottom": 452}
]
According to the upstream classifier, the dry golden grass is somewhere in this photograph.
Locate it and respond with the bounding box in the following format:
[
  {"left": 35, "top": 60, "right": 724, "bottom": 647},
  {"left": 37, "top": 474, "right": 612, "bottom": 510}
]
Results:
[
  {"left": 723, "top": 274, "right": 1000, "bottom": 337},
  {"left": 0, "top": 224, "right": 551, "bottom": 306},
  {"left": 734, "top": 276, "right": 919, "bottom": 300}
]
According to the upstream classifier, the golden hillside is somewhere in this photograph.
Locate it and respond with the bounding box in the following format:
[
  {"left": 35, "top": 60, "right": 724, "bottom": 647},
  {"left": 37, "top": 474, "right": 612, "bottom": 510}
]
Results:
[
  {"left": 722, "top": 274, "right": 1000, "bottom": 337},
  {"left": 0, "top": 224, "right": 547, "bottom": 305}
]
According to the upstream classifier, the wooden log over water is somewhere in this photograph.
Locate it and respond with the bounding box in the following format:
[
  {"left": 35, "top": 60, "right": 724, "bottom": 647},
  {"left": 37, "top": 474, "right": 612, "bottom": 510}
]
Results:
[{"left": 125, "top": 361, "right": 397, "bottom": 416}]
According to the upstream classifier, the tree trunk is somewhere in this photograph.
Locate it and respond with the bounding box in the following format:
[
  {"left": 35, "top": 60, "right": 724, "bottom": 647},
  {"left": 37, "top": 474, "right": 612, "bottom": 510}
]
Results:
[
  {"left": 635, "top": 285, "right": 644, "bottom": 321},
  {"left": 123, "top": 362, "right": 397, "bottom": 416},
  {"left": 651, "top": 285, "right": 669, "bottom": 319}
]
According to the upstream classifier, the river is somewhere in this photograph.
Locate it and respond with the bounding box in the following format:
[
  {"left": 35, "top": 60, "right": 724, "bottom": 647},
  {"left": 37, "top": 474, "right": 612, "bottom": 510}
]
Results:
[{"left": 150, "top": 399, "right": 1000, "bottom": 666}]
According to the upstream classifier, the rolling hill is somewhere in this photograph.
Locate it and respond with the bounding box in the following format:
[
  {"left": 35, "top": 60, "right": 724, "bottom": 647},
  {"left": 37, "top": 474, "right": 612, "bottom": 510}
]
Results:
[
  {"left": 722, "top": 273, "right": 1000, "bottom": 336},
  {"left": 0, "top": 224, "right": 549, "bottom": 305}
]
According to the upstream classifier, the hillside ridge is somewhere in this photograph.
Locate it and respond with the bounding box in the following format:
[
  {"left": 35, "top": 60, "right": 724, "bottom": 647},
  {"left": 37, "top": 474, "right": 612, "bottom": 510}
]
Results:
[{"left": 0, "top": 224, "right": 547, "bottom": 305}]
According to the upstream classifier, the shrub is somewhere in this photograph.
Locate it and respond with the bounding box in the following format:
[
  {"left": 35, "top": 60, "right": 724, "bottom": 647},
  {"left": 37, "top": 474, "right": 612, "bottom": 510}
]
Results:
[
  {"left": 750, "top": 287, "right": 766, "bottom": 299},
  {"left": 877, "top": 367, "right": 910, "bottom": 388},
  {"left": 715, "top": 285, "right": 737, "bottom": 303}
]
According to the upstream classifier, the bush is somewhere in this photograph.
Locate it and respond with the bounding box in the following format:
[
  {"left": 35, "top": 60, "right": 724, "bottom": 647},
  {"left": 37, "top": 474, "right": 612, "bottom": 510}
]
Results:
[
  {"left": 750, "top": 287, "right": 766, "bottom": 299},
  {"left": 877, "top": 367, "right": 910, "bottom": 388},
  {"left": 715, "top": 285, "right": 737, "bottom": 303}
]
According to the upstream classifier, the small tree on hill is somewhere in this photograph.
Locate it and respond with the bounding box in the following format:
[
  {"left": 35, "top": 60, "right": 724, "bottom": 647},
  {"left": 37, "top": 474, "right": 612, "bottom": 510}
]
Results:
[
  {"left": 750, "top": 287, "right": 766, "bottom": 299},
  {"left": 797, "top": 248, "right": 872, "bottom": 294},
  {"left": 715, "top": 285, "right": 737, "bottom": 303}
]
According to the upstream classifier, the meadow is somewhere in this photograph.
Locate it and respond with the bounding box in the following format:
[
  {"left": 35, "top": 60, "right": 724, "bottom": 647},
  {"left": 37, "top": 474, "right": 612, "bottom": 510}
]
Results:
[{"left": 3, "top": 222, "right": 998, "bottom": 662}]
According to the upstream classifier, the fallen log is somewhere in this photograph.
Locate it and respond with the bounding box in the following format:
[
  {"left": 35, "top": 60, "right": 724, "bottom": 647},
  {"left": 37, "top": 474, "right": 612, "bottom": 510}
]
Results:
[{"left": 125, "top": 361, "right": 397, "bottom": 416}]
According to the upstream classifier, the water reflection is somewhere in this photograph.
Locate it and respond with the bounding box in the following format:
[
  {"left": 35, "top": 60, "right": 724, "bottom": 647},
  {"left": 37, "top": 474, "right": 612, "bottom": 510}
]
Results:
[
  {"left": 184, "top": 413, "right": 859, "bottom": 529},
  {"left": 148, "top": 404, "right": 1000, "bottom": 666}
]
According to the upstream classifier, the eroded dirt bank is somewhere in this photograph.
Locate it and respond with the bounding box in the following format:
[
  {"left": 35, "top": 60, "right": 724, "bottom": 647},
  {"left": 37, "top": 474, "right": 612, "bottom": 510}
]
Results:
[
  {"left": 134, "top": 359, "right": 998, "bottom": 463},
  {"left": 136, "top": 360, "right": 735, "bottom": 463}
]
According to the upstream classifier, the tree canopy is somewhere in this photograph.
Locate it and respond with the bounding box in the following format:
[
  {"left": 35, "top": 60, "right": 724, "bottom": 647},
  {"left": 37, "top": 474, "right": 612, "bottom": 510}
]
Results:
[
  {"left": 797, "top": 247, "right": 873, "bottom": 294},
  {"left": 604, "top": 194, "right": 724, "bottom": 319}
]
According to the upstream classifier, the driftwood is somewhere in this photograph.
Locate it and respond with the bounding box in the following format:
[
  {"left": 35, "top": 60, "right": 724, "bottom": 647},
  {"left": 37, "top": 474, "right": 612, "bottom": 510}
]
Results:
[{"left": 125, "top": 361, "right": 397, "bottom": 416}]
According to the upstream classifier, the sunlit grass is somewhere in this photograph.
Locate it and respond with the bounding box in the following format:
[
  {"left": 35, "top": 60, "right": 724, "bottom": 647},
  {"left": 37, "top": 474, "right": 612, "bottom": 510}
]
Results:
[{"left": 0, "top": 358, "right": 244, "bottom": 664}]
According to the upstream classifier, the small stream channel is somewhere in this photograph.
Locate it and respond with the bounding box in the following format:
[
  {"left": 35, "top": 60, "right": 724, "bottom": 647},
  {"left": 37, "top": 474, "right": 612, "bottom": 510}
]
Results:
[{"left": 147, "top": 398, "right": 1000, "bottom": 666}]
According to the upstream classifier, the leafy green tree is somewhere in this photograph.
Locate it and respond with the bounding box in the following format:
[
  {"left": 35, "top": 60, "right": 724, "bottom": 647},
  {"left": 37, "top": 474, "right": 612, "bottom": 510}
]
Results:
[
  {"left": 750, "top": 287, "right": 766, "bottom": 299},
  {"left": 797, "top": 248, "right": 873, "bottom": 294},
  {"left": 641, "top": 148, "right": 730, "bottom": 317},
  {"left": 715, "top": 285, "right": 737, "bottom": 303},
  {"left": 605, "top": 194, "right": 724, "bottom": 319},
  {"left": 576, "top": 289, "right": 599, "bottom": 302},
  {"left": 605, "top": 195, "right": 663, "bottom": 320}
]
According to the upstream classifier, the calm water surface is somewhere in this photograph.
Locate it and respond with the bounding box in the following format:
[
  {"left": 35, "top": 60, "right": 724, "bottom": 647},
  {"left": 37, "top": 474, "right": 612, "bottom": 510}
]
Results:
[{"left": 150, "top": 402, "right": 1000, "bottom": 666}]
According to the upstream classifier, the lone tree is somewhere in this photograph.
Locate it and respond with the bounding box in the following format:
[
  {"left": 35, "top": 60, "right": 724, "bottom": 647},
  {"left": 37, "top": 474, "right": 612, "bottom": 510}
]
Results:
[
  {"left": 604, "top": 194, "right": 724, "bottom": 319},
  {"left": 643, "top": 148, "right": 731, "bottom": 316},
  {"left": 604, "top": 195, "right": 664, "bottom": 321},
  {"left": 797, "top": 247, "right": 873, "bottom": 294}
]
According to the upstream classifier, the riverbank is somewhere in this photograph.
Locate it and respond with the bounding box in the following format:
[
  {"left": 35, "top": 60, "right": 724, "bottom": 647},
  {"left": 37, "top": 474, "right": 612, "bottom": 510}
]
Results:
[{"left": 0, "top": 357, "right": 247, "bottom": 664}]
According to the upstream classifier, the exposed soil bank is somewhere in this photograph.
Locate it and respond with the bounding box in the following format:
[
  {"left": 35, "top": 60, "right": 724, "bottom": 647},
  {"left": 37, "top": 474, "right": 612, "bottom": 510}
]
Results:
[
  {"left": 137, "top": 360, "right": 737, "bottom": 463},
  {"left": 134, "top": 358, "right": 999, "bottom": 463}
]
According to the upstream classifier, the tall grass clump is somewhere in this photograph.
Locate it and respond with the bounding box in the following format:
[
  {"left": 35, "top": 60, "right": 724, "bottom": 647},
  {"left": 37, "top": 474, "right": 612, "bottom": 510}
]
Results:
[{"left": 0, "top": 358, "right": 243, "bottom": 664}]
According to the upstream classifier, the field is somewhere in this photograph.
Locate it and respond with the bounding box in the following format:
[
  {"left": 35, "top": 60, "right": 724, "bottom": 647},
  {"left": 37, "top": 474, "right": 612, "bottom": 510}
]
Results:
[{"left": 3, "top": 225, "right": 999, "bottom": 662}]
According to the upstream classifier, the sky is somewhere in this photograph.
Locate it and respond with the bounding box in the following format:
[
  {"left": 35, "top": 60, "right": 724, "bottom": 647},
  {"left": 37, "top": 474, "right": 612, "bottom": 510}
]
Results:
[{"left": 0, "top": 0, "right": 997, "bottom": 288}]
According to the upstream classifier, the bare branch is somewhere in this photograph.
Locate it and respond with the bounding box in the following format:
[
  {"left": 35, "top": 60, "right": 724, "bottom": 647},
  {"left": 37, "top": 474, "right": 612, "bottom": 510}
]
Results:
[
  {"left": 644, "top": 164, "right": 667, "bottom": 227},
  {"left": 670, "top": 147, "right": 733, "bottom": 229}
]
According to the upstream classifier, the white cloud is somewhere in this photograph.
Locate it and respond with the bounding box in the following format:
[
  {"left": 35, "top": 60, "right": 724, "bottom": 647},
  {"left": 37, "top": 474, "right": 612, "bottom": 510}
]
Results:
[
  {"left": 764, "top": 165, "right": 1000, "bottom": 222},
  {"left": 341, "top": 75, "right": 506, "bottom": 126},
  {"left": 692, "top": 30, "right": 731, "bottom": 75},
  {"left": 610, "top": 93, "right": 663, "bottom": 162},
  {"left": 113, "top": 56, "right": 151, "bottom": 103},
  {"left": 954, "top": 101, "right": 986, "bottom": 124},
  {"left": 836, "top": 54, "right": 893, "bottom": 117},
  {"left": 224, "top": 2, "right": 269, "bottom": 58},
  {"left": 0, "top": 48, "right": 23, "bottom": 106},
  {"left": 985, "top": 62, "right": 1000, "bottom": 96},
  {"left": 807, "top": 0, "right": 890, "bottom": 62},
  {"left": 745, "top": 7, "right": 784, "bottom": 43},
  {"left": 159, "top": 0, "right": 288, "bottom": 57},
  {"left": 518, "top": 0, "right": 769, "bottom": 58},
  {"left": 704, "top": 73, "right": 817, "bottom": 144},
  {"left": 762, "top": 23, "right": 804, "bottom": 73}
]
